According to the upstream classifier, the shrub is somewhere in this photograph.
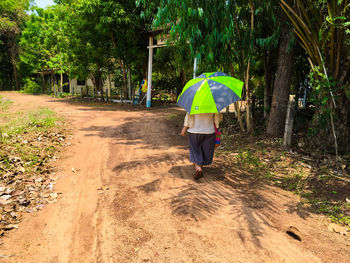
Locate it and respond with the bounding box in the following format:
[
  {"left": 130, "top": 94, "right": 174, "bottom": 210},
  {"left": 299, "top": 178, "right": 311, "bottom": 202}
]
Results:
[{"left": 21, "top": 78, "right": 41, "bottom": 94}]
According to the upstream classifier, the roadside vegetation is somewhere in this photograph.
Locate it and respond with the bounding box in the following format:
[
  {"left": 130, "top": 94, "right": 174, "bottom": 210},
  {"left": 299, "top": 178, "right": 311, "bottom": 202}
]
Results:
[
  {"left": 217, "top": 114, "right": 350, "bottom": 229},
  {"left": 167, "top": 110, "right": 349, "bottom": 231},
  {"left": 0, "top": 96, "right": 68, "bottom": 236},
  {"left": 0, "top": 95, "right": 13, "bottom": 112}
]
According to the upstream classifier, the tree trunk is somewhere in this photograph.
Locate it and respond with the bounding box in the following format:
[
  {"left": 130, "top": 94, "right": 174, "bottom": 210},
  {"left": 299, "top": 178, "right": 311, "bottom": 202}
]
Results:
[
  {"left": 263, "top": 50, "right": 273, "bottom": 118},
  {"left": 128, "top": 68, "right": 132, "bottom": 99},
  {"left": 106, "top": 75, "right": 111, "bottom": 102},
  {"left": 178, "top": 68, "right": 186, "bottom": 96},
  {"left": 266, "top": 25, "right": 295, "bottom": 137},
  {"left": 86, "top": 83, "right": 89, "bottom": 97},
  {"left": 245, "top": 60, "right": 253, "bottom": 133},
  {"left": 336, "top": 92, "right": 350, "bottom": 153},
  {"left": 41, "top": 73, "right": 45, "bottom": 93},
  {"left": 313, "top": 91, "right": 350, "bottom": 154},
  {"left": 51, "top": 71, "right": 54, "bottom": 94},
  {"left": 119, "top": 59, "right": 128, "bottom": 100},
  {"left": 235, "top": 101, "right": 245, "bottom": 132},
  {"left": 60, "top": 71, "right": 63, "bottom": 94},
  {"left": 230, "top": 64, "right": 245, "bottom": 132},
  {"left": 92, "top": 74, "right": 104, "bottom": 101},
  {"left": 245, "top": 0, "right": 255, "bottom": 133},
  {"left": 99, "top": 77, "right": 104, "bottom": 101},
  {"left": 9, "top": 37, "right": 19, "bottom": 90}
]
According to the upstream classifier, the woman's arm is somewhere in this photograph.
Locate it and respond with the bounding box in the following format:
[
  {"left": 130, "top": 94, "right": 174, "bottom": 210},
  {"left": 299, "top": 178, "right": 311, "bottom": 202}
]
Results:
[
  {"left": 182, "top": 112, "right": 193, "bottom": 136},
  {"left": 181, "top": 126, "right": 188, "bottom": 136},
  {"left": 182, "top": 112, "right": 190, "bottom": 136},
  {"left": 214, "top": 113, "right": 223, "bottom": 128}
]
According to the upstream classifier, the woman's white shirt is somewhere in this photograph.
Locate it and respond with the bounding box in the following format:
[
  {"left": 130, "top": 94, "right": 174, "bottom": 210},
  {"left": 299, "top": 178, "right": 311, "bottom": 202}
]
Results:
[{"left": 186, "top": 113, "right": 215, "bottom": 134}]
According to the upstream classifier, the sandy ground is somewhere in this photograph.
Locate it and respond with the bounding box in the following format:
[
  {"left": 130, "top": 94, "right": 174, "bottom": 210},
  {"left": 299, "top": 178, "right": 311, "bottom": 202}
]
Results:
[{"left": 0, "top": 92, "right": 349, "bottom": 263}]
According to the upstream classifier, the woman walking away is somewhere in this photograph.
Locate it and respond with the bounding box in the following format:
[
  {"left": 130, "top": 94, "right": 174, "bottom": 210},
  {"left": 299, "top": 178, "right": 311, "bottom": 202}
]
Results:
[{"left": 181, "top": 112, "right": 222, "bottom": 180}]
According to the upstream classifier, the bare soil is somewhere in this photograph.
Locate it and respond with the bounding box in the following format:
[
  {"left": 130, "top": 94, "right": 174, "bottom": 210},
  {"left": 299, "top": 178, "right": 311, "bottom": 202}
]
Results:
[{"left": 0, "top": 92, "right": 349, "bottom": 263}]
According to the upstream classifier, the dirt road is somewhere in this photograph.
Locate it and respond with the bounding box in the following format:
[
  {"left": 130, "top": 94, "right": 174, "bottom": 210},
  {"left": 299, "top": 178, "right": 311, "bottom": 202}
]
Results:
[{"left": 1, "top": 92, "right": 349, "bottom": 263}]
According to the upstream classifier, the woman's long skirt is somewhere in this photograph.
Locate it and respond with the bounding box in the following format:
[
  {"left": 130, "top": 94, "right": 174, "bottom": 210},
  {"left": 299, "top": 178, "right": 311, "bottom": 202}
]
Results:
[{"left": 188, "top": 133, "right": 216, "bottom": 165}]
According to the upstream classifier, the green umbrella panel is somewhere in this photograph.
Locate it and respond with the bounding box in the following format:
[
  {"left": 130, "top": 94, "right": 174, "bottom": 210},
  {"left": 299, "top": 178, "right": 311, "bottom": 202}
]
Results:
[{"left": 177, "top": 72, "right": 244, "bottom": 114}]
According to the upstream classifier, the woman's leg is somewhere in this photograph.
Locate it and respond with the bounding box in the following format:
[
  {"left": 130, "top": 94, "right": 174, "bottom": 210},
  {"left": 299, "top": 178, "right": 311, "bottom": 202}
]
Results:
[
  {"left": 188, "top": 133, "right": 205, "bottom": 179},
  {"left": 189, "top": 133, "right": 205, "bottom": 167},
  {"left": 201, "top": 133, "right": 216, "bottom": 165},
  {"left": 194, "top": 163, "right": 203, "bottom": 172}
]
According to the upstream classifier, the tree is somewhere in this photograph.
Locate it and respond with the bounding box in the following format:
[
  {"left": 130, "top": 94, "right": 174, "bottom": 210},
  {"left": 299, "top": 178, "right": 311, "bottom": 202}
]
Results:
[
  {"left": 19, "top": 5, "right": 70, "bottom": 93},
  {"left": 266, "top": 23, "right": 295, "bottom": 137},
  {"left": 139, "top": 0, "right": 294, "bottom": 134},
  {"left": 58, "top": 0, "right": 150, "bottom": 100},
  {"left": 0, "top": 0, "right": 31, "bottom": 90},
  {"left": 281, "top": 0, "right": 350, "bottom": 154}
]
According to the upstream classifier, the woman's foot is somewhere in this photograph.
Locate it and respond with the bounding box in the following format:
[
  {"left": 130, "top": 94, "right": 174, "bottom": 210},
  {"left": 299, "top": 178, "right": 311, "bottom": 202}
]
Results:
[{"left": 194, "top": 169, "right": 203, "bottom": 180}]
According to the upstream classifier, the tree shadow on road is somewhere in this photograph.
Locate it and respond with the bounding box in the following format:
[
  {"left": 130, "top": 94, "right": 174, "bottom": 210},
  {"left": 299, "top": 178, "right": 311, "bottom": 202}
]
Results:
[
  {"left": 78, "top": 107, "right": 311, "bottom": 249},
  {"left": 48, "top": 97, "right": 179, "bottom": 113},
  {"left": 168, "top": 162, "right": 281, "bottom": 248}
]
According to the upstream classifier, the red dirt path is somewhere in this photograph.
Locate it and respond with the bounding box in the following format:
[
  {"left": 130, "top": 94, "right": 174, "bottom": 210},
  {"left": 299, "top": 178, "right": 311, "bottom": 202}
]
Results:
[{"left": 1, "top": 92, "right": 349, "bottom": 263}]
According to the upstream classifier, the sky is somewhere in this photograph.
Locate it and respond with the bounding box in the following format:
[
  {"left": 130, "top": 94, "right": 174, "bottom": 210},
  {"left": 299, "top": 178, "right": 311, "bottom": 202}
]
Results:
[{"left": 34, "top": 0, "right": 55, "bottom": 8}]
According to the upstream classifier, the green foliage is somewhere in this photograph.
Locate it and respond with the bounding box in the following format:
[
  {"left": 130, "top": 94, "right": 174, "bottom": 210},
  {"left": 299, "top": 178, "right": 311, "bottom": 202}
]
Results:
[
  {"left": 18, "top": 0, "right": 153, "bottom": 97},
  {"left": 236, "top": 149, "right": 272, "bottom": 179},
  {"left": 28, "top": 107, "right": 58, "bottom": 128},
  {"left": 281, "top": 0, "right": 350, "bottom": 153},
  {"left": 141, "top": 0, "right": 281, "bottom": 76},
  {"left": 0, "top": 107, "right": 59, "bottom": 137},
  {"left": 58, "top": 92, "right": 71, "bottom": 98},
  {"left": 0, "top": 0, "right": 30, "bottom": 34},
  {"left": 0, "top": 104, "right": 65, "bottom": 183},
  {"left": 280, "top": 172, "right": 305, "bottom": 192},
  {"left": 21, "top": 77, "right": 41, "bottom": 94},
  {"left": 19, "top": 6, "right": 70, "bottom": 83},
  {"left": 0, "top": 0, "right": 31, "bottom": 90}
]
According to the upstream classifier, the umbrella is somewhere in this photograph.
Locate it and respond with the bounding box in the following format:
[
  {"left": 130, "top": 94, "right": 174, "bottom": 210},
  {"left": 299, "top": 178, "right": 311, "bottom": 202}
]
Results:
[{"left": 177, "top": 71, "right": 244, "bottom": 114}]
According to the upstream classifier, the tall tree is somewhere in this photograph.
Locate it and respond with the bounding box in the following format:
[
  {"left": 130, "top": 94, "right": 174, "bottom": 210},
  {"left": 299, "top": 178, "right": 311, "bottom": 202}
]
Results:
[
  {"left": 19, "top": 6, "right": 70, "bottom": 92},
  {"left": 281, "top": 0, "right": 350, "bottom": 154},
  {"left": 138, "top": 0, "right": 290, "bottom": 133},
  {"left": 266, "top": 23, "right": 295, "bottom": 136},
  {"left": 0, "top": 0, "right": 30, "bottom": 90},
  {"left": 62, "top": 0, "right": 149, "bottom": 99}
]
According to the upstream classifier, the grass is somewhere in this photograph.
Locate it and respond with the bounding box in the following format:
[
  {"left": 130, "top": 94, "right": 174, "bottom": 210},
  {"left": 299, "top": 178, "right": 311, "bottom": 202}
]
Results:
[
  {"left": 0, "top": 107, "right": 60, "bottom": 137},
  {"left": 217, "top": 115, "right": 350, "bottom": 229},
  {"left": 0, "top": 95, "right": 13, "bottom": 112},
  {"left": 57, "top": 92, "right": 72, "bottom": 98},
  {"left": 0, "top": 96, "right": 66, "bottom": 175},
  {"left": 235, "top": 149, "right": 272, "bottom": 179},
  {"left": 167, "top": 113, "right": 180, "bottom": 119}
]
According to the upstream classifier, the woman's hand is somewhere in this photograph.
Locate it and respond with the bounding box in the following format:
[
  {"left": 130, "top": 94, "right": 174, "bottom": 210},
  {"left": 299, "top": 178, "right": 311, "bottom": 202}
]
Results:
[{"left": 181, "top": 126, "right": 188, "bottom": 136}]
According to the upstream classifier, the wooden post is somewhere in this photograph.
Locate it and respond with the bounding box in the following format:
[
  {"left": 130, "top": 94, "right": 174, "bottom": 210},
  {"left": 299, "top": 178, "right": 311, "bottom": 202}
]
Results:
[
  {"left": 193, "top": 56, "right": 197, "bottom": 78},
  {"left": 236, "top": 101, "right": 245, "bottom": 132},
  {"left": 106, "top": 75, "right": 111, "bottom": 102},
  {"left": 283, "top": 95, "right": 296, "bottom": 148},
  {"left": 146, "top": 36, "right": 153, "bottom": 108},
  {"left": 232, "top": 102, "right": 237, "bottom": 117},
  {"left": 60, "top": 72, "right": 63, "bottom": 94},
  {"left": 51, "top": 72, "right": 54, "bottom": 96},
  {"left": 128, "top": 68, "right": 131, "bottom": 100}
]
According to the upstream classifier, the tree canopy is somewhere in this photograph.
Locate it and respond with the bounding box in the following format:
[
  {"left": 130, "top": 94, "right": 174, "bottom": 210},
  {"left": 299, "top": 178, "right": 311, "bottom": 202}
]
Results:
[{"left": 0, "top": 0, "right": 349, "bottom": 153}]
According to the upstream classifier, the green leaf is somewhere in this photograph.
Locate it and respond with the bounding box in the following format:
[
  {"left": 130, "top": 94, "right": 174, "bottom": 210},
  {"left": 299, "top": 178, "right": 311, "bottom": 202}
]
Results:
[
  {"left": 321, "top": 96, "right": 328, "bottom": 105},
  {"left": 198, "top": 8, "right": 203, "bottom": 17}
]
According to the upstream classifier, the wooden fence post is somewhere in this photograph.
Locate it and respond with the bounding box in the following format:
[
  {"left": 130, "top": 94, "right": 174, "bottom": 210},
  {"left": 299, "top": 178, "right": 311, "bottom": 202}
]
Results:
[{"left": 283, "top": 95, "right": 296, "bottom": 148}]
